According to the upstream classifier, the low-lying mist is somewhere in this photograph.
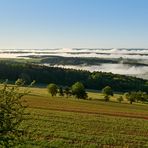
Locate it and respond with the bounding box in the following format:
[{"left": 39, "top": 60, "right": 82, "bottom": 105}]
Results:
[
  {"left": 0, "top": 48, "right": 148, "bottom": 79},
  {"left": 0, "top": 48, "right": 148, "bottom": 60},
  {"left": 45, "top": 63, "right": 148, "bottom": 80}
]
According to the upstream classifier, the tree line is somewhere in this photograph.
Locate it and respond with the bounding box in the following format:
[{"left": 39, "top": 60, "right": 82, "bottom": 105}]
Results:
[
  {"left": 47, "top": 82, "right": 87, "bottom": 99},
  {"left": 0, "top": 61, "right": 148, "bottom": 93},
  {"left": 102, "top": 86, "right": 148, "bottom": 104},
  {"left": 47, "top": 82, "right": 148, "bottom": 104}
]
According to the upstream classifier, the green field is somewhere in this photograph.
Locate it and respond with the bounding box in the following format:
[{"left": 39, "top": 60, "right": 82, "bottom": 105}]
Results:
[{"left": 19, "top": 87, "right": 148, "bottom": 147}]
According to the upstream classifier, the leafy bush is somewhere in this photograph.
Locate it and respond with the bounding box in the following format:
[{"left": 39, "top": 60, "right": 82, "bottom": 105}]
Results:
[{"left": 0, "top": 80, "right": 30, "bottom": 147}]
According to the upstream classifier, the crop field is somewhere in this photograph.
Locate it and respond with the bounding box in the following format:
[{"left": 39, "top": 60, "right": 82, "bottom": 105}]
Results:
[{"left": 19, "top": 87, "right": 148, "bottom": 147}]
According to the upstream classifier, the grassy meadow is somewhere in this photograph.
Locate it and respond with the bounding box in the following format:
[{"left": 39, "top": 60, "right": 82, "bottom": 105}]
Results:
[{"left": 16, "top": 86, "right": 148, "bottom": 148}]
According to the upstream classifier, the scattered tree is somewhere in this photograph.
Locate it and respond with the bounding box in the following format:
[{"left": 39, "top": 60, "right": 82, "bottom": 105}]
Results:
[
  {"left": 102, "top": 86, "right": 113, "bottom": 102},
  {"left": 71, "top": 82, "right": 87, "bottom": 99},
  {"left": 117, "top": 96, "right": 124, "bottom": 103},
  {"left": 58, "top": 87, "right": 64, "bottom": 97},
  {"left": 141, "top": 92, "right": 148, "bottom": 102},
  {"left": 124, "top": 91, "right": 148, "bottom": 104},
  {"left": 104, "top": 95, "right": 110, "bottom": 102},
  {"left": 135, "top": 91, "right": 148, "bottom": 102},
  {"left": 64, "top": 87, "right": 71, "bottom": 98},
  {"left": 124, "top": 92, "right": 136, "bottom": 104},
  {"left": 102, "top": 86, "right": 113, "bottom": 96},
  {"left": 47, "top": 83, "right": 58, "bottom": 97}
]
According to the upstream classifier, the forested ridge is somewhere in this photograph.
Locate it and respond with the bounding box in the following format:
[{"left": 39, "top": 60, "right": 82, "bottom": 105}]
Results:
[
  {"left": 0, "top": 61, "right": 147, "bottom": 92},
  {"left": 22, "top": 55, "right": 148, "bottom": 66}
]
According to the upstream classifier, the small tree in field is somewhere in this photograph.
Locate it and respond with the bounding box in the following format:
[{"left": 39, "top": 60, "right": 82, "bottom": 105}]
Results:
[
  {"left": 0, "top": 80, "right": 31, "bottom": 147},
  {"left": 141, "top": 92, "right": 148, "bottom": 102},
  {"left": 102, "top": 86, "right": 113, "bottom": 102},
  {"left": 71, "top": 82, "right": 87, "bottom": 99},
  {"left": 102, "top": 86, "right": 113, "bottom": 96},
  {"left": 47, "top": 83, "right": 58, "bottom": 97},
  {"left": 124, "top": 92, "right": 136, "bottom": 104},
  {"left": 64, "top": 87, "right": 71, "bottom": 98},
  {"left": 117, "top": 96, "right": 123, "bottom": 103},
  {"left": 58, "top": 87, "right": 64, "bottom": 97},
  {"left": 134, "top": 91, "right": 148, "bottom": 103},
  {"left": 104, "top": 95, "right": 110, "bottom": 102}
]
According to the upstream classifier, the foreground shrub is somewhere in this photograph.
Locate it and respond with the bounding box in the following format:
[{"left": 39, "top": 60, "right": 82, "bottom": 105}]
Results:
[{"left": 0, "top": 80, "right": 31, "bottom": 147}]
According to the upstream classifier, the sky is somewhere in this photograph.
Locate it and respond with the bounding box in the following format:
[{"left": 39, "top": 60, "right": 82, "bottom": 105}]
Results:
[{"left": 0, "top": 0, "right": 148, "bottom": 49}]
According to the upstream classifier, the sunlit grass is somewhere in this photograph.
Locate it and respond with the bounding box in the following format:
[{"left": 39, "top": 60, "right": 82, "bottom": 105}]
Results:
[{"left": 1, "top": 85, "right": 148, "bottom": 147}]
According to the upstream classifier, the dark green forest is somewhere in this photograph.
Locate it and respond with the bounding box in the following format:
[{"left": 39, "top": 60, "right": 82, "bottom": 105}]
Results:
[{"left": 0, "top": 61, "right": 148, "bottom": 92}]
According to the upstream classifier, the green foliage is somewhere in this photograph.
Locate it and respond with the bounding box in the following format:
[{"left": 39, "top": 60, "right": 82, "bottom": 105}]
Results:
[
  {"left": 15, "top": 78, "right": 25, "bottom": 86},
  {"left": 102, "top": 86, "right": 113, "bottom": 96},
  {"left": 125, "top": 91, "right": 148, "bottom": 104},
  {"left": 47, "top": 83, "right": 58, "bottom": 97},
  {"left": 64, "top": 87, "right": 71, "bottom": 98},
  {"left": 0, "top": 62, "right": 147, "bottom": 93},
  {"left": 135, "top": 91, "right": 148, "bottom": 102},
  {"left": 117, "top": 96, "right": 124, "bottom": 103},
  {"left": 0, "top": 81, "right": 29, "bottom": 147},
  {"left": 19, "top": 73, "right": 31, "bottom": 84},
  {"left": 124, "top": 92, "right": 136, "bottom": 104},
  {"left": 142, "top": 92, "right": 148, "bottom": 102},
  {"left": 104, "top": 95, "right": 110, "bottom": 102},
  {"left": 58, "top": 87, "right": 64, "bottom": 97},
  {"left": 71, "top": 82, "right": 87, "bottom": 99}
]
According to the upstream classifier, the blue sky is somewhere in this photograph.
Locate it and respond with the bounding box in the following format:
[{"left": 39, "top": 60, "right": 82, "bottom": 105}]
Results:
[{"left": 0, "top": 0, "right": 148, "bottom": 49}]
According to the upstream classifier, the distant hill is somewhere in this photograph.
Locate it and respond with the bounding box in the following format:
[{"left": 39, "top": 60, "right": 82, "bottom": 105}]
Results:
[{"left": 0, "top": 61, "right": 147, "bottom": 93}]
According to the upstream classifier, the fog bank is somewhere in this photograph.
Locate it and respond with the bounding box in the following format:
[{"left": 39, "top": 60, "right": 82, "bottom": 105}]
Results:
[{"left": 43, "top": 63, "right": 148, "bottom": 80}]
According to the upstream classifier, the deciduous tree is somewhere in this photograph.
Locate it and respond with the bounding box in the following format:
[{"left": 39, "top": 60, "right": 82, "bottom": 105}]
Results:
[
  {"left": 71, "top": 82, "right": 87, "bottom": 99},
  {"left": 47, "top": 83, "right": 58, "bottom": 97},
  {"left": 0, "top": 80, "right": 30, "bottom": 147}
]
